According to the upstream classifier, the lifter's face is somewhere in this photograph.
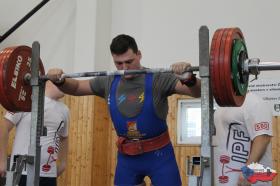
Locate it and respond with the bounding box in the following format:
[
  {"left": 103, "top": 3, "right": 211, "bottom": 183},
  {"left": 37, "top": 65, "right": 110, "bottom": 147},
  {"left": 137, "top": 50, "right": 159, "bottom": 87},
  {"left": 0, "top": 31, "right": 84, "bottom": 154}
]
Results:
[{"left": 112, "top": 48, "right": 142, "bottom": 79}]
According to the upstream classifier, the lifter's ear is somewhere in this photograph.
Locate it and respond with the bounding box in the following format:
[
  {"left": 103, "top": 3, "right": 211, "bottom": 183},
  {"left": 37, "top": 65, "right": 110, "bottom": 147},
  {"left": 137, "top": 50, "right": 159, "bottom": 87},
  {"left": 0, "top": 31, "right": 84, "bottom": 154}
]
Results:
[{"left": 137, "top": 50, "right": 142, "bottom": 59}]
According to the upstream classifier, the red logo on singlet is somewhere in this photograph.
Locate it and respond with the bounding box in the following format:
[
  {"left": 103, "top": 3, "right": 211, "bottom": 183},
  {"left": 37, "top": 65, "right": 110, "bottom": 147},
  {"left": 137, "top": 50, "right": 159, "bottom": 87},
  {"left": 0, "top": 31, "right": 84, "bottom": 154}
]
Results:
[{"left": 255, "top": 122, "right": 269, "bottom": 131}]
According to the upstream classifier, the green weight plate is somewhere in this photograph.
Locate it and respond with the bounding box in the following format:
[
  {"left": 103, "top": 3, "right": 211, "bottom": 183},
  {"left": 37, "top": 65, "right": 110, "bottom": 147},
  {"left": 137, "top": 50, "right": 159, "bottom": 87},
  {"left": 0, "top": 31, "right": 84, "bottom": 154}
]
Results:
[{"left": 231, "top": 39, "right": 249, "bottom": 96}]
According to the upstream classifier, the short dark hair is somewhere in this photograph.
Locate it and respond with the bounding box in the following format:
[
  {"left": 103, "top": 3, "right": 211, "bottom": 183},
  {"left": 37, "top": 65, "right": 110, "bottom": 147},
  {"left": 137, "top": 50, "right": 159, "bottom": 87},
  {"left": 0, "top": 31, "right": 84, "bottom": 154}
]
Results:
[{"left": 110, "top": 34, "right": 138, "bottom": 55}]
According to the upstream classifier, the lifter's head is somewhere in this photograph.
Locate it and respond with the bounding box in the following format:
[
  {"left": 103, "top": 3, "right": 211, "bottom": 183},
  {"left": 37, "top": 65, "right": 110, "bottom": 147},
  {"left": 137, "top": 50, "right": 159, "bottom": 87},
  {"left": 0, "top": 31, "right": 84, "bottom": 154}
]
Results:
[{"left": 110, "top": 34, "right": 142, "bottom": 79}]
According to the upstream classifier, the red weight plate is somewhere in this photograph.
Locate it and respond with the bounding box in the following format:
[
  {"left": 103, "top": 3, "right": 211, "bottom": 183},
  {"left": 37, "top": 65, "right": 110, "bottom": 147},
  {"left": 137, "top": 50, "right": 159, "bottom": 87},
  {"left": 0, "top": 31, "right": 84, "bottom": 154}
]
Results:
[
  {"left": 218, "top": 28, "right": 233, "bottom": 106},
  {"left": 210, "top": 29, "right": 221, "bottom": 104},
  {"left": 224, "top": 28, "right": 246, "bottom": 106},
  {"left": 212, "top": 28, "right": 232, "bottom": 106},
  {"left": 215, "top": 28, "right": 228, "bottom": 105},
  {"left": 211, "top": 27, "right": 247, "bottom": 106},
  {"left": 210, "top": 28, "right": 226, "bottom": 106},
  {"left": 0, "top": 46, "right": 45, "bottom": 112},
  {"left": 0, "top": 48, "right": 17, "bottom": 110},
  {"left": 223, "top": 29, "right": 236, "bottom": 105}
]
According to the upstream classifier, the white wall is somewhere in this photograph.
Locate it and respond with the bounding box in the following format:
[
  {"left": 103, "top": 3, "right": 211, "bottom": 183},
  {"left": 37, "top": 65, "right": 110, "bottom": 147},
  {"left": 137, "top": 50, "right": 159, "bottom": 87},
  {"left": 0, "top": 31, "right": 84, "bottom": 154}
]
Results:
[
  {"left": 74, "top": 0, "right": 96, "bottom": 72},
  {"left": 1, "top": 0, "right": 279, "bottom": 79},
  {"left": 0, "top": 0, "right": 112, "bottom": 74},
  {"left": 94, "top": 0, "right": 112, "bottom": 71},
  {"left": 111, "top": 0, "right": 280, "bottom": 79},
  {"left": 0, "top": 0, "right": 76, "bottom": 73}
]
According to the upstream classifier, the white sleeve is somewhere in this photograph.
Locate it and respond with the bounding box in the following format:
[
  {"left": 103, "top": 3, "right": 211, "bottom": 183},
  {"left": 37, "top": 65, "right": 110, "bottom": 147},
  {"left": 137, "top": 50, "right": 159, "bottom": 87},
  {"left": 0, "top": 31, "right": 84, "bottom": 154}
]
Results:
[
  {"left": 4, "top": 112, "right": 24, "bottom": 126},
  {"left": 244, "top": 94, "right": 273, "bottom": 140}
]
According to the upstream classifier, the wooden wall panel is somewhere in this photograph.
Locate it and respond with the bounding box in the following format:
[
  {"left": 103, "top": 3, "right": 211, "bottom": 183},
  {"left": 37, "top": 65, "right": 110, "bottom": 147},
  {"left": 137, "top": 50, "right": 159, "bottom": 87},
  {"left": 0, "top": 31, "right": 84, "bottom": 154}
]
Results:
[
  {"left": 58, "top": 95, "right": 95, "bottom": 186},
  {"left": 0, "top": 107, "right": 14, "bottom": 155},
  {"left": 272, "top": 116, "right": 280, "bottom": 186},
  {"left": 91, "top": 96, "right": 110, "bottom": 186},
  {"left": 58, "top": 95, "right": 111, "bottom": 186}
]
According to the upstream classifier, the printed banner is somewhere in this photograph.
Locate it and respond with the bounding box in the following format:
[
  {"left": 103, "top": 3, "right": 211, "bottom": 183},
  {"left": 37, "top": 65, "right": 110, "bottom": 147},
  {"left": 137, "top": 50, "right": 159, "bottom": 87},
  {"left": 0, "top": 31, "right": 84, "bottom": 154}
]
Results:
[{"left": 248, "top": 78, "right": 280, "bottom": 116}]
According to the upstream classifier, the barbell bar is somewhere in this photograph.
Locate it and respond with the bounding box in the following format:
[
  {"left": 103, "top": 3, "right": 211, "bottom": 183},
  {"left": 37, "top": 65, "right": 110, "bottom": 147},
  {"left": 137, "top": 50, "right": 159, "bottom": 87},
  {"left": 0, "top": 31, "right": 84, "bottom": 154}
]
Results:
[
  {"left": 40, "top": 66, "right": 200, "bottom": 80},
  {"left": 38, "top": 60, "right": 279, "bottom": 80},
  {"left": 0, "top": 27, "right": 280, "bottom": 112}
]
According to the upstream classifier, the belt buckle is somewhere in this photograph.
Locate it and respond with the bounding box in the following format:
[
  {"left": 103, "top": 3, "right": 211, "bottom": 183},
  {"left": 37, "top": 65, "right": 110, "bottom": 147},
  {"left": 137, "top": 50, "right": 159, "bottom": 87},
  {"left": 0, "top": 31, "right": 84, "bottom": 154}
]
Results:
[{"left": 133, "top": 139, "right": 144, "bottom": 155}]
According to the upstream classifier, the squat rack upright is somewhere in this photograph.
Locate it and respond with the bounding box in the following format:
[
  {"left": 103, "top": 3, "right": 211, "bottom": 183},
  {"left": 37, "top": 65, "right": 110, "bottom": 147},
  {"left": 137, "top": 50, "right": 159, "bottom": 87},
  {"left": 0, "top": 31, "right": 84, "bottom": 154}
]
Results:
[
  {"left": 5, "top": 42, "right": 45, "bottom": 186},
  {"left": 187, "top": 26, "right": 215, "bottom": 186}
]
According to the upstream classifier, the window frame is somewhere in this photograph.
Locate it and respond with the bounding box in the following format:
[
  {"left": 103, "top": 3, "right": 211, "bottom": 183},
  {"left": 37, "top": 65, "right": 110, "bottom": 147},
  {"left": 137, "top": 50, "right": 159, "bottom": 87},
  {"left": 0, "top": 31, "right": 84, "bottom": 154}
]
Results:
[{"left": 176, "top": 98, "right": 202, "bottom": 146}]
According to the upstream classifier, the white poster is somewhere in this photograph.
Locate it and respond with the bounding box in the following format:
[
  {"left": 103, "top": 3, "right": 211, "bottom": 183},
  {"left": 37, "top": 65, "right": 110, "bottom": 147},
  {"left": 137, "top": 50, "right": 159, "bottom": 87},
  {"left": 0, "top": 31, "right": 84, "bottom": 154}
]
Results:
[{"left": 248, "top": 78, "right": 280, "bottom": 116}]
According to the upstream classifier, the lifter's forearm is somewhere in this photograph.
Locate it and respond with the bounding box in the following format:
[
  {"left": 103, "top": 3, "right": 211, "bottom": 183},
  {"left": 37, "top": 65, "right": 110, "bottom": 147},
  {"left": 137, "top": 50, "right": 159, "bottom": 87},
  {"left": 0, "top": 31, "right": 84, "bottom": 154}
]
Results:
[
  {"left": 189, "top": 79, "right": 201, "bottom": 98},
  {"left": 58, "top": 79, "right": 92, "bottom": 96},
  {"left": 247, "top": 135, "right": 271, "bottom": 164}
]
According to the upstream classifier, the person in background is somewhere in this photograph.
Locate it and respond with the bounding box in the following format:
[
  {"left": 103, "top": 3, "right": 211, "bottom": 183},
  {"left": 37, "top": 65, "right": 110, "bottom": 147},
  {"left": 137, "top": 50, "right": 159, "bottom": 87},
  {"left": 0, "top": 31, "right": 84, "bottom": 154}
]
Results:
[
  {"left": 213, "top": 92, "right": 273, "bottom": 186},
  {"left": 0, "top": 81, "right": 70, "bottom": 186}
]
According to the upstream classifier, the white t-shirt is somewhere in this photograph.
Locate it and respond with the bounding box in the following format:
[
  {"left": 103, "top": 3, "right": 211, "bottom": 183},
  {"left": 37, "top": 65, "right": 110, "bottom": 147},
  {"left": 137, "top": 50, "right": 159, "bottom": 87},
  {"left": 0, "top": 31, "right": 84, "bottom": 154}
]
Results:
[
  {"left": 6, "top": 97, "right": 70, "bottom": 177},
  {"left": 213, "top": 92, "right": 273, "bottom": 186}
]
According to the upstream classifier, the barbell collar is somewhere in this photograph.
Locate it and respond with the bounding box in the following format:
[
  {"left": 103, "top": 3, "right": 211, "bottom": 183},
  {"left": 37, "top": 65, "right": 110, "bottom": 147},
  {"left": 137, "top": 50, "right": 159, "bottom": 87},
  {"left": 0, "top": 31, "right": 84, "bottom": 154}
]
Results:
[
  {"left": 246, "top": 58, "right": 280, "bottom": 75},
  {"left": 253, "top": 61, "right": 280, "bottom": 71},
  {"left": 246, "top": 58, "right": 260, "bottom": 76}
]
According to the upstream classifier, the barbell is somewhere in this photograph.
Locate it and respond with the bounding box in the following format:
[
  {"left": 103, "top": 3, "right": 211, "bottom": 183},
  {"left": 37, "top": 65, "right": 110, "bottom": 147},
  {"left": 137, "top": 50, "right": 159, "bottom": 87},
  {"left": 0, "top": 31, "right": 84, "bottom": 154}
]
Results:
[{"left": 0, "top": 27, "right": 279, "bottom": 112}]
